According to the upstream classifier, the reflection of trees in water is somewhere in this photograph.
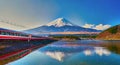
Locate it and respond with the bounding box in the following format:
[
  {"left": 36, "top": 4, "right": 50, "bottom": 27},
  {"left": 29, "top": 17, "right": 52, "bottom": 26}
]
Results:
[
  {"left": 101, "top": 41, "right": 120, "bottom": 54},
  {"left": 106, "top": 44, "right": 120, "bottom": 54}
]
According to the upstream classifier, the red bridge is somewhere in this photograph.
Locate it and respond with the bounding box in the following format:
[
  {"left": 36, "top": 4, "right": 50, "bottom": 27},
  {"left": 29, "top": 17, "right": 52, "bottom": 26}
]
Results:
[{"left": 0, "top": 28, "right": 53, "bottom": 40}]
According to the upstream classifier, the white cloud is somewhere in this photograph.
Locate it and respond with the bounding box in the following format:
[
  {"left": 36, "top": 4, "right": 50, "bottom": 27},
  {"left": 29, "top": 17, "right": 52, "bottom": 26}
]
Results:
[
  {"left": 83, "top": 24, "right": 94, "bottom": 28},
  {"left": 93, "top": 24, "right": 111, "bottom": 30},
  {"left": 82, "top": 24, "right": 111, "bottom": 30}
]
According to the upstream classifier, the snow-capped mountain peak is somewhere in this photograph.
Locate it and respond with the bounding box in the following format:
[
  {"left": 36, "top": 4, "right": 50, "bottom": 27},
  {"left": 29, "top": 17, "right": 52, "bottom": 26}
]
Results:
[
  {"left": 25, "top": 18, "right": 101, "bottom": 34},
  {"left": 46, "top": 18, "right": 76, "bottom": 27}
]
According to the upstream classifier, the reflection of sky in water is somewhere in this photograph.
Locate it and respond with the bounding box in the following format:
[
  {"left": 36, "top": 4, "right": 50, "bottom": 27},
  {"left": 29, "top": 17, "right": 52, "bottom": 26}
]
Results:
[{"left": 7, "top": 40, "right": 120, "bottom": 65}]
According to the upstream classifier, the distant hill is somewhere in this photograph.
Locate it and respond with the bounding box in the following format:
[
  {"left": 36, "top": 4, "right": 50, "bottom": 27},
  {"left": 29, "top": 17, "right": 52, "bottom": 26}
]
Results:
[
  {"left": 24, "top": 18, "right": 101, "bottom": 35},
  {"left": 96, "top": 24, "right": 120, "bottom": 40}
]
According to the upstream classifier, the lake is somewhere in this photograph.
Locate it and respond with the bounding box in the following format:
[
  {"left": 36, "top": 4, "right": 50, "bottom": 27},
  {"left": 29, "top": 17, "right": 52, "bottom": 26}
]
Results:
[{"left": 7, "top": 40, "right": 120, "bottom": 65}]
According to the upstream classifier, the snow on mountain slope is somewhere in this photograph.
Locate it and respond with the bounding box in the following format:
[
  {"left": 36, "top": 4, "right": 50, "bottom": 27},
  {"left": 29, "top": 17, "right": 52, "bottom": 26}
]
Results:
[
  {"left": 24, "top": 18, "right": 101, "bottom": 34},
  {"left": 46, "top": 18, "right": 76, "bottom": 27}
]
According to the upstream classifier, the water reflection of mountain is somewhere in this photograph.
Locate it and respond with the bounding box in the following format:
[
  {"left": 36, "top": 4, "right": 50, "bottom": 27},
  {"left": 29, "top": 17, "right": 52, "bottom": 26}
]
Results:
[
  {"left": 41, "top": 45, "right": 111, "bottom": 62},
  {"left": 40, "top": 44, "right": 94, "bottom": 61},
  {"left": 40, "top": 45, "right": 94, "bottom": 53},
  {"left": 52, "top": 40, "right": 104, "bottom": 45}
]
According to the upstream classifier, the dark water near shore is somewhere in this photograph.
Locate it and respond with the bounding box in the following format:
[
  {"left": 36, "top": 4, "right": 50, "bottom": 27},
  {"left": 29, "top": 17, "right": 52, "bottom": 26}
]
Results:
[{"left": 8, "top": 40, "right": 120, "bottom": 65}]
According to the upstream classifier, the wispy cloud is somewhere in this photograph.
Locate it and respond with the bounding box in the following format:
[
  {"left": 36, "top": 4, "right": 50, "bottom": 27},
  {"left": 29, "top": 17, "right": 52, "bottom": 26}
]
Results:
[{"left": 83, "top": 24, "right": 111, "bottom": 30}]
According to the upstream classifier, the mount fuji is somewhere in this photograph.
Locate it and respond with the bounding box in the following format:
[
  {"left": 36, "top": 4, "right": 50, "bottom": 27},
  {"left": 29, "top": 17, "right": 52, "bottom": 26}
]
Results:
[
  {"left": 25, "top": 18, "right": 101, "bottom": 34},
  {"left": 46, "top": 18, "right": 76, "bottom": 27}
]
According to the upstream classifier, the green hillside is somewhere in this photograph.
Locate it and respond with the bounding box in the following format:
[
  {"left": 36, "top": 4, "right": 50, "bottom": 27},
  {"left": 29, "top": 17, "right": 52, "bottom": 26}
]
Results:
[{"left": 96, "top": 24, "right": 120, "bottom": 40}]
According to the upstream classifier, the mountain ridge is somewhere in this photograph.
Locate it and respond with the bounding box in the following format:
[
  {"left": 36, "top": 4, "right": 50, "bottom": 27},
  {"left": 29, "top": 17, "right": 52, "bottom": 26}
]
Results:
[{"left": 25, "top": 18, "right": 101, "bottom": 34}]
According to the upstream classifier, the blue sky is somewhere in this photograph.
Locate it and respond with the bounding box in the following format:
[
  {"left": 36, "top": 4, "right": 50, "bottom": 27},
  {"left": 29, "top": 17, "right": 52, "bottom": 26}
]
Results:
[{"left": 0, "top": 0, "right": 120, "bottom": 30}]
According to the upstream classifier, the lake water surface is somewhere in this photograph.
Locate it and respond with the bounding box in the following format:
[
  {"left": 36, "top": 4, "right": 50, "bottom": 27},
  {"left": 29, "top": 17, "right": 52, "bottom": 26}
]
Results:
[{"left": 8, "top": 40, "right": 120, "bottom": 65}]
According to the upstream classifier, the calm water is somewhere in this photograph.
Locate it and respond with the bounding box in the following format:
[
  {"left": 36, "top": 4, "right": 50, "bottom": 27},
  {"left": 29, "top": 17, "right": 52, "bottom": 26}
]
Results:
[{"left": 8, "top": 40, "right": 120, "bottom": 65}]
